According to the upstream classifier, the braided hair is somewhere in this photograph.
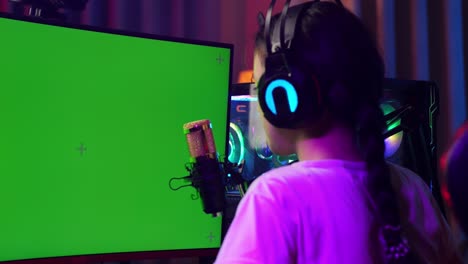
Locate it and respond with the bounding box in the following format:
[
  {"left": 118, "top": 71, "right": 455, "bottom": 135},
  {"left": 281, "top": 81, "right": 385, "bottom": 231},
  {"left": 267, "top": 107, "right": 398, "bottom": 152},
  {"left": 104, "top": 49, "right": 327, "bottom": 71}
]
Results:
[{"left": 255, "top": 2, "right": 419, "bottom": 263}]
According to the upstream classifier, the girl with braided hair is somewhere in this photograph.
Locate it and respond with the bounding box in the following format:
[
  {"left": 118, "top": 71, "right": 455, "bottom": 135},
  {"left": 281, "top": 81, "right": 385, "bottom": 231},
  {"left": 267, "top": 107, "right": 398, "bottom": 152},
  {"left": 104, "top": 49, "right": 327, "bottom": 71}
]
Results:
[{"left": 215, "top": 1, "right": 460, "bottom": 263}]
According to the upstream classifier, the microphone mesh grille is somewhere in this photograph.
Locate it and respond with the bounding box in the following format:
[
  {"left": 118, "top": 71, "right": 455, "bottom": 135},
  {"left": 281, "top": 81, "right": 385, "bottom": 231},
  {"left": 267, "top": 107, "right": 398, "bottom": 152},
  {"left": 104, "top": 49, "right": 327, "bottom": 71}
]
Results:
[{"left": 183, "top": 119, "right": 217, "bottom": 158}]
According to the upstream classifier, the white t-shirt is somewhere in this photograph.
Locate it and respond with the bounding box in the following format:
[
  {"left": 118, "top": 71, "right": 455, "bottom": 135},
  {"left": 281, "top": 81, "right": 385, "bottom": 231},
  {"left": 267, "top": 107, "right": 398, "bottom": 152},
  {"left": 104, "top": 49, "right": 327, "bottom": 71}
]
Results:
[{"left": 215, "top": 160, "right": 461, "bottom": 264}]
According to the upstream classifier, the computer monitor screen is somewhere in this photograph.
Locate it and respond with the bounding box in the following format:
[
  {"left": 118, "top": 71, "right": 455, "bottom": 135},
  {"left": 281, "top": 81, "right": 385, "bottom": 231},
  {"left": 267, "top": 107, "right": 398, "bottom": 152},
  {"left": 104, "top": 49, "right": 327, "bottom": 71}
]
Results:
[{"left": 0, "top": 13, "right": 232, "bottom": 262}]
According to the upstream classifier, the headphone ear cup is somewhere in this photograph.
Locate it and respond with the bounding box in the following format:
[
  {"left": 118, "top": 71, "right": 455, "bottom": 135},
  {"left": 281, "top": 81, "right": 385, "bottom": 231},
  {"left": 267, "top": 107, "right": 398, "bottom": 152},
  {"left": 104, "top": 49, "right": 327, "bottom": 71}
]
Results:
[
  {"left": 258, "top": 75, "right": 296, "bottom": 127},
  {"left": 258, "top": 70, "right": 321, "bottom": 128},
  {"left": 257, "top": 68, "right": 323, "bottom": 128}
]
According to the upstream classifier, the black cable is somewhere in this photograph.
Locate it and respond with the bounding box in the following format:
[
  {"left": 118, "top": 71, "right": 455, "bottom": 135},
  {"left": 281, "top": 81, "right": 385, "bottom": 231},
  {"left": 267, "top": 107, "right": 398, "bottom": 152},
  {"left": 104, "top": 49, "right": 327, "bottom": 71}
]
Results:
[
  {"left": 168, "top": 176, "right": 192, "bottom": 191},
  {"left": 383, "top": 125, "right": 404, "bottom": 139},
  {"left": 384, "top": 105, "right": 413, "bottom": 127}
]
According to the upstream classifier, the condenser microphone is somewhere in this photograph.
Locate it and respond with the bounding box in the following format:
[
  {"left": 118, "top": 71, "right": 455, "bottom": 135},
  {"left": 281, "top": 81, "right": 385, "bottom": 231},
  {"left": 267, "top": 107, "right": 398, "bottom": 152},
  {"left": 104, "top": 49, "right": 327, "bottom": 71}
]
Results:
[{"left": 183, "top": 119, "right": 226, "bottom": 217}]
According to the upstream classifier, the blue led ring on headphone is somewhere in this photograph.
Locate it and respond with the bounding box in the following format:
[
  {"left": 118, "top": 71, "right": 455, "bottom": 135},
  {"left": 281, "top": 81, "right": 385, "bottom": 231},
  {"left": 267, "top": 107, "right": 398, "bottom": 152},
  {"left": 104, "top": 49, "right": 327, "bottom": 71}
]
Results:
[{"left": 265, "top": 79, "right": 299, "bottom": 115}]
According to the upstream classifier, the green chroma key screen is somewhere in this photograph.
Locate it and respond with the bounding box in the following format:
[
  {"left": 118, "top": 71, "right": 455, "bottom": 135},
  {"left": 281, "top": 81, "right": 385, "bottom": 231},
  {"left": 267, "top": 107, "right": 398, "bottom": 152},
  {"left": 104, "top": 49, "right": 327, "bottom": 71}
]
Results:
[{"left": 0, "top": 14, "right": 231, "bottom": 262}]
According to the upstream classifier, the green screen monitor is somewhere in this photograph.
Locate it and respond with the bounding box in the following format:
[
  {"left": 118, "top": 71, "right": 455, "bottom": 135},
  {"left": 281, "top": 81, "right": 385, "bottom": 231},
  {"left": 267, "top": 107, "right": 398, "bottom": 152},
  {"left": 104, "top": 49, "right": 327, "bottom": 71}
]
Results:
[{"left": 0, "top": 12, "right": 232, "bottom": 263}]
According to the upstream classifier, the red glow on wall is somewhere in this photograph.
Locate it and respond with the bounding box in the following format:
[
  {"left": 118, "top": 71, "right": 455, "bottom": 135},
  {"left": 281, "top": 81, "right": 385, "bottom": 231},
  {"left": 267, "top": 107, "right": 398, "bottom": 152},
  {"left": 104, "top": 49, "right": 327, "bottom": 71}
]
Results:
[
  {"left": 0, "top": 0, "right": 7, "bottom": 12},
  {"left": 107, "top": 0, "right": 117, "bottom": 29}
]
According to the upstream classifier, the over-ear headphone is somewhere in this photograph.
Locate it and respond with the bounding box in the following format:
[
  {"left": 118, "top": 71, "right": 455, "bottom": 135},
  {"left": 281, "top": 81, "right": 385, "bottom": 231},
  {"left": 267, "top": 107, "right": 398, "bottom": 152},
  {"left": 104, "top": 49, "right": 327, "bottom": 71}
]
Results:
[{"left": 257, "top": 0, "right": 343, "bottom": 128}]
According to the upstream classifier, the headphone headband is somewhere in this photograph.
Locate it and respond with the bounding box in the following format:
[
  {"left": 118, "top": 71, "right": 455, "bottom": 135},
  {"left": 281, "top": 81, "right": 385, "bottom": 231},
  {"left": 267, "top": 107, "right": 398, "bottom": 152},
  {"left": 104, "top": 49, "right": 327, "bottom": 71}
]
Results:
[
  {"left": 279, "top": 0, "right": 292, "bottom": 50},
  {"left": 264, "top": 0, "right": 276, "bottom": 55},
  {"left": 265, "top": 0, "right": 344, "bottom": 55}
]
